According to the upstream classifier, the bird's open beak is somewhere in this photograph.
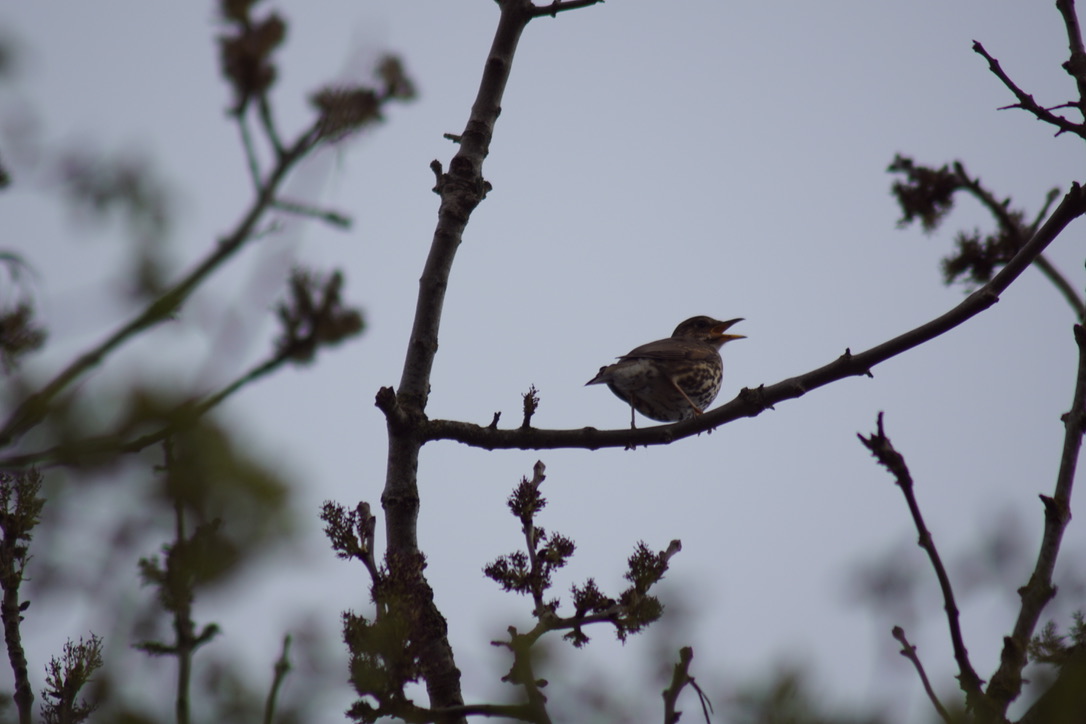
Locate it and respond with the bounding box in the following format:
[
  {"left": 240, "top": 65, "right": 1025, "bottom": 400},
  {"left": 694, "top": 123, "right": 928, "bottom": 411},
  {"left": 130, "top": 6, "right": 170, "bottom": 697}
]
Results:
[{"left": 711, "top": 318, "right": 745, "bottom": 341}]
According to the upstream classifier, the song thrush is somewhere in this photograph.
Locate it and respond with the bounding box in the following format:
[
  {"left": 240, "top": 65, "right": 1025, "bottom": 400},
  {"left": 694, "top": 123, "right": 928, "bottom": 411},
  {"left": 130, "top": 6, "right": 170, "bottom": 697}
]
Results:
[{"left": 586, "top": 316, "right": 745, "bottom": 427}]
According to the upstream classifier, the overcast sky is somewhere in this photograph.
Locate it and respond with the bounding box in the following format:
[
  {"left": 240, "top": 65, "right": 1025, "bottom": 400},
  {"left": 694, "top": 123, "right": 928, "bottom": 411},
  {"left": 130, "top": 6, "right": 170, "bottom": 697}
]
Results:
[{"left": 3, "top": 1, "right": 1086, "bottom": 721}]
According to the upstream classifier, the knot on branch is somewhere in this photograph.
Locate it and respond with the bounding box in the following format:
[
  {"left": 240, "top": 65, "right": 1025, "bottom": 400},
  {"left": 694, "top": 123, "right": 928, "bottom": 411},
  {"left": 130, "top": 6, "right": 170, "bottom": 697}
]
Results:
[{"left": 738, "top": 385, "right": 774, "bottom": 413}]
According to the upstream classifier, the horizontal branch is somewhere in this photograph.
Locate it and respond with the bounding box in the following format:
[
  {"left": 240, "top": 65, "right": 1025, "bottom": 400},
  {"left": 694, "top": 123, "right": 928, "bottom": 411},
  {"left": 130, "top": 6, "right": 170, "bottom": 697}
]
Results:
[{"left": 417, "top": 183, "right": 1086, "bottom": 450}]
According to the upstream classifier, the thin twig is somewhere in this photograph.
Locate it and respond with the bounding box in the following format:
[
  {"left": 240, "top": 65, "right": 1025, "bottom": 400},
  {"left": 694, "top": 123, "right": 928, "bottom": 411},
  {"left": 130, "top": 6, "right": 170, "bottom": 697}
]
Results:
[
  {"left": 972, "top": 41, "right": 1086, "bottom": 137},
  {"left": 262, "top": 635, "right": 292, "bottom": 724},
  {"left": 986, "top": 323, "right": 1086, "bottom": 715},
  {"left": 530, "top": 0, "right": 606, "bottom": 18},
  {"left": 258, "top": 92, "right": 285, "bottom": 158},
  {"left": 271, "top": 198, "right": 352, "bottom": 228},
  {"left": 237, "top": 113, "right": 264, "bottom": 193},
  {"left": 892, "top": 626, "right": 952, "bottom": 724},
  {"left": 1032, "top": 254, "right": 1086, "bottom": 320},
  {"left": 859, "top": 413, "right": 987, "bottom": 712},
  {"left": 419, "top": 183, "right": 1086, "bottom": 451}
]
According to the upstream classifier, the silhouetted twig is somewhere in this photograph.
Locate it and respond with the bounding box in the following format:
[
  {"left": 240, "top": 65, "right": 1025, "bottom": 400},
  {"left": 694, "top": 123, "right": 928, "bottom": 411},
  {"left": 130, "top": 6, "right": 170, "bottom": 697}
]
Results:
[
  {"left": 972, "top": 41, "right": 1086, "bottom": 137},
  {"left": 892, "top": 626, "right": 951, "bottom": 724},
  {"left": 859, "top": 414, "right": 987, "bottom": 714}
]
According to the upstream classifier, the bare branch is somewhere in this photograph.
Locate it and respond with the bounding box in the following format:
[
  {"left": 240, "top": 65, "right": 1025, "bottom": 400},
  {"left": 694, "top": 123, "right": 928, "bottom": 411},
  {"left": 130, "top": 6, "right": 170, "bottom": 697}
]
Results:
[
  {"left": 972, "top": 41, "right": 1086, "bottom": 137},
  {"left": 381, "top": 2, "right": 549, "bottom": 717},
  {"left": 986, "top": 323, "right": 1086, "bottom": 714},
  {"left": 416, "top": 183, "right": 1086, "bottom": 451},
  {"left": 892, "top": 626, "right": 952, "bottom": 724},
  {"left": 859, "top": 414, "right": 987, "bottom": 713},
  {"left": 1056, "top": 0, "right": 1086, "bottom": 109}
]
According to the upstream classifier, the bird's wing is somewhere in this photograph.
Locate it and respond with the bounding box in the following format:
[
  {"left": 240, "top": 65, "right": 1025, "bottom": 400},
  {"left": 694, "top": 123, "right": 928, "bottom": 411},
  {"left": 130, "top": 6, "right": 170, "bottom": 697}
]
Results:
[{"left": 617, "top": 339, "right": 713, "bottom": 362}]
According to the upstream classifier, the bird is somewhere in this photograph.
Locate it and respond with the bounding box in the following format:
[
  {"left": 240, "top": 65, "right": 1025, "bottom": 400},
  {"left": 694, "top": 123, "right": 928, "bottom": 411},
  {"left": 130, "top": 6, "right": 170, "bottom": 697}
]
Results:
[{"left": 586, "top": 316, "right": 745, "bottom": 427}]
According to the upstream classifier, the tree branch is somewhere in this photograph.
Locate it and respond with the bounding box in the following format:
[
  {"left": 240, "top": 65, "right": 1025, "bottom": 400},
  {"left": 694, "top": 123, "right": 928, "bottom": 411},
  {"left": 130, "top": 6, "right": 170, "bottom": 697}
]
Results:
[
  {"left": 950, "top": 162, "right": 1085, "bottom": 319},
  {"left": 986, "top": 322, "right": 1086, "bottom": 715},
  {"left": 662, "top": 646, "right": 712, "bottom": 724},
  {"left": 0, "top": 123, "right": 323, "bottom": 449},
  {"left": 893, "top": 624, "right": 952, "bottom": 723},
  {"left": 859, "top": 415, "right": 987, "bottom": 714},
  {"left": 1055, "top": 0, "right": 1086, "bottom": 111},
  {"left": 416, "top": 183, "right": 1086, "bottom": 450},
  {"left": 380, "top": 2, "right": 546, "bottom": 718},
  {"left": 0, "top": 336, "right": 303, "bottom": 469},
  {"left": 972, "top": 41, "right": 1086, "bottom": 137}
]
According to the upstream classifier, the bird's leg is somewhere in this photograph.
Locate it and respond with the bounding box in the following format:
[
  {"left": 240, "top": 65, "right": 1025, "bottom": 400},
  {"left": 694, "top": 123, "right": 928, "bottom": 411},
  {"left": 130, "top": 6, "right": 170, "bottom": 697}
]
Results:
[
  {"left": 668, "top": 378, "right": 704, "bottom": 416},
  {"left": 627, "top": 397, "right": 637, "bottom": 429}
]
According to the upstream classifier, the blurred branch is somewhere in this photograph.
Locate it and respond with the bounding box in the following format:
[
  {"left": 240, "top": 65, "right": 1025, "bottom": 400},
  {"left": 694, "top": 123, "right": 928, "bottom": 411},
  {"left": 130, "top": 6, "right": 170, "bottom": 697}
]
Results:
[
  {"left": 237, "top": 114, "right": 264, "bottom": 192},
  {"left": 0, "top": 268, "right": 363, "bottom": 469},
  {"left": 858, "top": 414, "right": 987, "bottom": 716},
  {"left": 271, "top": 198, "right": 352, "bottom": 228},
  {"left": 0, "top": 122, "right": 324, "bottom": 450},
  {"left": 888, "top": 155, "right": 1084, "bottom": 318},
  {"left": 0, "top": 469, "right": 44, "bottom": 724},
  {"left": 662, "top": 647, "right": 712, "bottom": 724},
  {"left": 262, "top": 635, "right": 292, "bottom": 724},
  {"left": 409, "top": 182, "right": 1086, "bottom": 450},
  {"left": 973, "top": 40, "right": 1086, "bottom": 137},
  {"left": 986, "top": 323, "right": 1086, "bottom": 715},
  {"left": 950, "top": 161, "right": 1084, "bottom": 319},
  {"left": 40, "top": 635, "right": 103, "bottom": 724},
  {"left": 892, "top": 626, "right": 951, "bottom": 724}
]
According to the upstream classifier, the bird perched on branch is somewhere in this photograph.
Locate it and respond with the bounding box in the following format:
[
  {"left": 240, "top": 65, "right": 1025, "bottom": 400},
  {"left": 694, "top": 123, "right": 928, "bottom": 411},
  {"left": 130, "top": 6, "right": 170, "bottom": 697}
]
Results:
[{"left": 586, "top": 316, "right": 745, "bottom": 427}]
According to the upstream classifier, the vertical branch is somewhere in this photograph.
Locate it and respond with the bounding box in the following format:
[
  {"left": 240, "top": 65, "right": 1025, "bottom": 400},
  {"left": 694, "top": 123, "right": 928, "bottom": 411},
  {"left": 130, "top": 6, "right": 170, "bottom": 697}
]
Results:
[
  {"left": 379, "top": 3, "right": 539, "bottom": 717},
  {"left": 262, "top": 635, "right": 292, "bottom": 724},
  {"left": 1056, "top": 0, "right": 1086, "bottom": 109},
  {"left": 858, "top": 415, "right": 988, "bottom": 715},
  {"left": 0, "top": 470, "right": 44, "bottom": 724},
  {"left": 986, "top": 323, "right": 1086, "bottom": 714}
]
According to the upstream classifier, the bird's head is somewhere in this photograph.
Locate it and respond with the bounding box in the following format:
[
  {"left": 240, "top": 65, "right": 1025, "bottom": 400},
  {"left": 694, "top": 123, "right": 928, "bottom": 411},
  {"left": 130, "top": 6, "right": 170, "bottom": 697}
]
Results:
[{"left": 672, "top": 316, "right": 745, "bottom": 348}]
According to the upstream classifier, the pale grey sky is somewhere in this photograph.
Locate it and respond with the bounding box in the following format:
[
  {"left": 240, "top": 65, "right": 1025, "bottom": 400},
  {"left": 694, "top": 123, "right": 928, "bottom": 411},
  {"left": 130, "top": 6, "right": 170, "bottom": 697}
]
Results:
[{"left": 2, "top": 1, "right": 1085, "bottom": 721}]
